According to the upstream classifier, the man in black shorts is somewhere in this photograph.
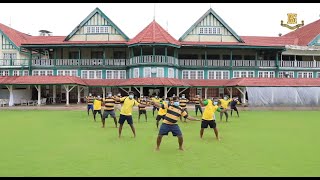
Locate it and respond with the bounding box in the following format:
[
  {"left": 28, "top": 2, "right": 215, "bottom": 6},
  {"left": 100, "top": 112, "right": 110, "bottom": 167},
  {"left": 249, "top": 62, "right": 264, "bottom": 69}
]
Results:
[
  {"left": 138, "top": 96, "right": 149, "bottom": 122},
  {"left": 230, "top": 97, "right": 240, "bottom": 117}
]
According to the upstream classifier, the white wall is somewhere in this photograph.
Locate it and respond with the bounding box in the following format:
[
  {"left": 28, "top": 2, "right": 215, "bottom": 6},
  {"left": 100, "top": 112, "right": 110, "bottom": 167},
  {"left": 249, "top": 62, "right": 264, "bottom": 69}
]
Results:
[{"left": 0, "top": 89, "right": 32, "bottom": 104}]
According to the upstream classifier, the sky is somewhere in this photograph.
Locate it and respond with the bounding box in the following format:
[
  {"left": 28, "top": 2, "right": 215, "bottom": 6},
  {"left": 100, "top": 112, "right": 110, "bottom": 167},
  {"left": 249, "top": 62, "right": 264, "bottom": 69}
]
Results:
[{"left": 0, "top": 3, "right": 319, "bottom": 39}]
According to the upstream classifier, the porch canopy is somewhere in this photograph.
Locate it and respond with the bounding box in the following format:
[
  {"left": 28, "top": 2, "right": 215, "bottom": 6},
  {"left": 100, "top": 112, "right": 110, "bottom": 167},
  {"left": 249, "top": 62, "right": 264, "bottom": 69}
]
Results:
[{"left": 0, "top": 76, "right": 87, "bottom": 106}]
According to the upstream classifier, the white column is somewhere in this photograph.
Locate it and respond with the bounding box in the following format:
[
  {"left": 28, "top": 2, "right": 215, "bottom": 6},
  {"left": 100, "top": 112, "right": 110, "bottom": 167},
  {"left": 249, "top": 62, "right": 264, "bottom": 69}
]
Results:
[
  {"left": 177, "top": 87, "right": 179, "bottom": 97},
  {"left": 205, "top": 88, "right": 208, "bottom": 99},
  {"left": 84, "top": 87, "right": 89, "bottom": 97},
  {"left": 37, "top": 85, "right": 41, "bottom": 106},
  {"left": 102, "top": 87, "right": 105, "bottom": 99},
  {"left": 53, "top": 85, "right": 56, "bottom": 104},
  {"left": 77, "top": 86, "right": 81, "bottom": 104},
  {"left": 140, "top": 87, "right": 143, "bottom": 97},
  {"left": 65, "top": 85, "right": 69, "bottom": 106},
  {"left": 230, "top": 88, "right": 233, "bottom": 98},
  {"left": 243, "top": 88, "right": 247, "bottom": 104},
  {"left": 164, "top": 87, "right": 168, "bottom": 99},
  {"left": 6, "top": 85, "right": 14, "bottom": 107},
  {"left": 128, "top": 87, "right": 131, "bottom": 92}
]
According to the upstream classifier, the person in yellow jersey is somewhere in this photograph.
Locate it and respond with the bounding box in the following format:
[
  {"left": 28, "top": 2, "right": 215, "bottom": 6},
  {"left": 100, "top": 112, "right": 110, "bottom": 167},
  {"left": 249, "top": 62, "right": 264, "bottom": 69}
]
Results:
[
  {"left": 138, "top": 95, "right": 149, "bottom": 122},
  {"left": 219, "top": 95, "right": 232, "bottom": 122},
  {"left": 85, "top": 93, "right": 95, "bottom": 116},
  {"left": 93, "top": 96, "right": 103, "bottom": 122},
  {"left": 102, "top": 92, "right": 117, "bottom": 128},
  {"left": 113, "top": 91, "right": 148, "bottom": 138},
  {"left": 179, "top": 94, "right": 189, "bottom": 122},
  {"left": 151, "top": 96, "right": 200, "bottom": 151},
  {"left": 151, "top": 95, "right": 161, "bottom": 117},
  {"left": 155, "top": 98, "right": 168, "bottom": 129},
  {"left": 199, "top": 98, "right": 221, "bottom": 140}
]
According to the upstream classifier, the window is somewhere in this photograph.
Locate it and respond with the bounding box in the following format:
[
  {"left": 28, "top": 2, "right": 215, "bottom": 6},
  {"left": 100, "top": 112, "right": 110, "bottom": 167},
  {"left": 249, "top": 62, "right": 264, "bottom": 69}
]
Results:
[
  {"left": 157, "top": 68, "right": 164, "bottom": 78},
  {"left": 32, "top": 70, "right": 53, "bottom": 76},
  {"left": 258, "top": 71, "right": 275, "bottom": 78},
  {"left": 279, "top": 71, "right": 294, "bottom": 78},
  {"left": 208, "top": 71, "right": 230, "bottom": 79},
  {"left": 3, "top": 53, "right": 17, "bottom": 59},
  {"left": 0, "top": 70, "right": 9, "bottom": 76},
  {"left": 199, "top": 27, "right": 221, "bottom": 34},
  {"left": 85, "top": 26, "right": 110, "bottom": 34},
  {"left": 120, "top": 71, "right": 126, "bottom": 79},
  {"left": 182, "top": 70, "right": 204, "bottom": 79},
  {"left": 317, "top": 72, "right": 320, "bottom": 78},
  {"left": 168, "top": 68, "right": 174, "bottom": 78},
  {"left": 297, "top": 72, "right": 313, "bottom": 78},
  {"left": 133, "top": 68, "right": 139, "bottom": 78},
  {"left": 197, "top": 71, "right": 204, "bottom": 79},
  {"left": 81, "top": 70, "right": 102, "bottom": 79},
  {"left": 106, "top": 70, "right": 113, "bottom": 79},
  {"left": 144, "top": 67, "right": 151, "bottom": 78},
  {"left": 69, "top": 52, "right": 79, "bottom": 59},
  {"left": 233, "top": 71, "right": 255, "bottom": 78},
  {"left": 105, "top": 70, "right": 126, "bottom": 79},
  {"left": 23, "top": 70, "right": 29, "bottom": 76}
]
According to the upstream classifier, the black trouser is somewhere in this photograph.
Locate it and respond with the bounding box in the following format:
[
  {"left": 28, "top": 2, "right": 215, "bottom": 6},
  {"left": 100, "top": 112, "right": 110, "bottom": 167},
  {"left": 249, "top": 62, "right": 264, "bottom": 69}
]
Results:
[
  {"left": 153, "top": 106, "right": 159, "bottom": 117},
  {"left": 195, "top": 105, "right": 202, "bottom": 115}
]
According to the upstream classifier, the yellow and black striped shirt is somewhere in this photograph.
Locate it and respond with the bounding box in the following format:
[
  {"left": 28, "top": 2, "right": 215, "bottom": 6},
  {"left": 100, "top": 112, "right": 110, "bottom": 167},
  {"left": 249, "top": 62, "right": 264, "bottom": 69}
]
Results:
[
  {"left": 103, "top": 97, "right": 116, "bottom": 111},
  {"left": 86, "top": 96, "right": 95, "bottom": 105},
  {"left": 161, "top": 104, "right": 188, "bottom": 125},
  {"left": 115, "top": 96, "right": 121, "bottom": 104},
  {"left": 179, "top": 98, "right": 189, "bottom": 109},
  {"left": 138, "top": 99, "right": 149, "bottom": 110},
  {"left": 194, "top": 97, "right": 200, "bottom": 105}
]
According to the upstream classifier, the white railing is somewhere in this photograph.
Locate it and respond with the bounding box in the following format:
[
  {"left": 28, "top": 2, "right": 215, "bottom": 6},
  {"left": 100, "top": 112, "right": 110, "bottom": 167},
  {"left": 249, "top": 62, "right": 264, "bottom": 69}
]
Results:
[
  {"left": 257, "top": 60, "right": 276, "bottom": 67},
  {"left": 179, "top": 59, "right": 206, "bottom": 66},
  {"left": 129, "top": 55, "right": 178, "bottom": 65},
  {"left": 12, "top": 60, "right": 28, "bottom": 66},
  {"left": 32, "top": 59, "right": 54, "bottom": 66},
  {"left": 233, "top": 60, "right": 256, "bottom": 67},
  {"left": 280, "top": 61, "right": 320, "bottom": 68},
  {"left": 0, "top": 59, "right": 11, "bottom": 66},
  {"left": 105, "top": 59, "right": 126, "bottom": 66},
  {"left": 207, "top": 60, "right": 230, "bottom": 66}
]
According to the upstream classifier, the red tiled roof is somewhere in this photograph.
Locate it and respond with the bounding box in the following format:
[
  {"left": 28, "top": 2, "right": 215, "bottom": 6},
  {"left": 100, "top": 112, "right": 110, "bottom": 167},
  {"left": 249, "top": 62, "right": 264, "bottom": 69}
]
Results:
[
  {"left": 128, "top": 20, "right": 180, "bottom": 46},
  {"left": 184, "top": 79, "right": 230, "bottom": 87},
  {"left": 118, "top": 78, "right": 189, "bottom": 87},
  {"left": 24, "top": 36, "right": 127, "bottom": 45},
  {"left": 83, "top": 79, "right": 126, "bottom": 86},
  {"left": 282, "top": 19, "right": 320, "bottom": 46},
  {"left": 0, "top": 76, "right": 87, "bottom": 85},
  {"left": 0, "top": 23, "right": 30, "bottom": 46},
  {"left": 181, "top": 36, "right": 296, "bottom": 47},
  {"left": 225, "top": 78, "right": 320, "bottom": 87}
]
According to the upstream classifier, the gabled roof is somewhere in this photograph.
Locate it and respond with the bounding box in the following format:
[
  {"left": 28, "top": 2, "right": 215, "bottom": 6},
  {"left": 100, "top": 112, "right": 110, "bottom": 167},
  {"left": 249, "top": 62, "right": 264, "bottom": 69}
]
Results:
[
  {"left": 128, "top": 20, "right": 180, "bottom": 47},
  {"left": 282, "top": 19, "right": 320, "bottom": 46},
  {"left": 179, "top": 8, "right": 244, "bottom": 43},
  {"left": 0, "top": 23, "right": 31, "bottom": 49},
  {"left": 64, "top": 7, "right": 129, "bottom": 41}
]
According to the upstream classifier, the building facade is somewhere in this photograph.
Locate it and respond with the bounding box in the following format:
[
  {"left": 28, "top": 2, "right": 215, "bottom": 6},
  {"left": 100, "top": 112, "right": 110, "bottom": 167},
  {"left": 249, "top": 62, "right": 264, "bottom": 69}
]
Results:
[{"left": 1, "top": 7, "right": 320, "bottom": 103}]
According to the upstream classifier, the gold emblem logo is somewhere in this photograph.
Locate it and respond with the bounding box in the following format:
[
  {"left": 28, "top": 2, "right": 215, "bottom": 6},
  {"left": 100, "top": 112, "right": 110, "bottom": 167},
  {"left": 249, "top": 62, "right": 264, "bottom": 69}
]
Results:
[{"left": 281, "top": 13, "right": 304, "bottom": 30}]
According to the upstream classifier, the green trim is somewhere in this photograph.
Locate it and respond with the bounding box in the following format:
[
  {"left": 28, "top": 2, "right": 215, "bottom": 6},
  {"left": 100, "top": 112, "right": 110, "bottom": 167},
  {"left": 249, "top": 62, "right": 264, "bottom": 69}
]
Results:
[
  {"left": 179, "top": 8, "right": 244, "bottom": 43},
  {"left": 21, "top": 44, "right": 127, "bottom": 48},
  {"left": 0, "top": 30, "right": 20, "bottom": 50},
  {"left": 307, "top": 34, "right": 320, "bottom": 46},
  {"left": 128, "top": 43, "right": 180, "bottom": 48},
  {"left": 64, "top": 7, "right": 129, "bottom": 41}
]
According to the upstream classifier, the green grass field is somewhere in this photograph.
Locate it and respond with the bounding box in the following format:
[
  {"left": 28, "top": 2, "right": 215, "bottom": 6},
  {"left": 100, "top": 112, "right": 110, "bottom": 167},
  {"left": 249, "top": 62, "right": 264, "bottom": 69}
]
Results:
[{"left": 0, "top": 109, "right": 319, "bottom": 177}]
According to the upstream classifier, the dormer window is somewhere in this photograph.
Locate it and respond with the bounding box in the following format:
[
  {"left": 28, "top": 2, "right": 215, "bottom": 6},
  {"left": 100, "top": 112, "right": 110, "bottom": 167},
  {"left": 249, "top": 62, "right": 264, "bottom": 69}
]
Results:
[
  {"left": 86, "top": 26, "right": 110, "bottom": 34},
  {"left": 199, "top": 27, "right": 221, "bottom": 34}
]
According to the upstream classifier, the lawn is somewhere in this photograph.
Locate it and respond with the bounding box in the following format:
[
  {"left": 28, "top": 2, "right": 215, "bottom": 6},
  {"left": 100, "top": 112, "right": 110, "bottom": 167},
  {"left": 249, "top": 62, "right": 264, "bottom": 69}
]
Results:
[{"left": 0, "top": 109, "right": 319, "bottom": 177}]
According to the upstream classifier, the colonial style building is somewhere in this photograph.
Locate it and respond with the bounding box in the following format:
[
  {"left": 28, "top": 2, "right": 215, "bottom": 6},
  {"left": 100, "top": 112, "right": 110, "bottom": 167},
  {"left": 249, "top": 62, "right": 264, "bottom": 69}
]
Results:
[{"left": 1, "top": 7, "right": 320, "bottom": 106}]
